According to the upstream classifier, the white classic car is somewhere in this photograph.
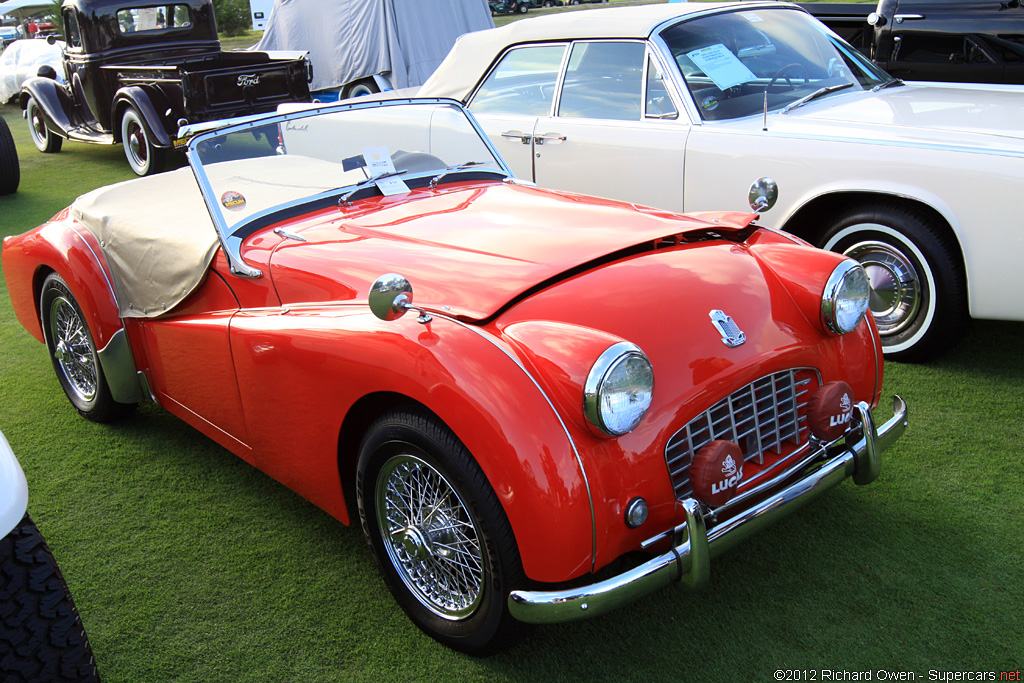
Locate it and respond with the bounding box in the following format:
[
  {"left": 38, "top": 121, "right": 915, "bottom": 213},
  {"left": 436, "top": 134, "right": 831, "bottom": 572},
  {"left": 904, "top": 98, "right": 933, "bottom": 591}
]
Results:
[
  {"left": 0, "top": 430, "right": 100, "bottom": 680},
  {"left": 418, "top": 1, "right": 1024, "bottom": 361}
]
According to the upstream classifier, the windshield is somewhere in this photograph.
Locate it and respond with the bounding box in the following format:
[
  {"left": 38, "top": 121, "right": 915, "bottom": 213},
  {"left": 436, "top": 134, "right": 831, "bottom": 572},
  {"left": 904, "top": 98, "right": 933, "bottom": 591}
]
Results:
[
  {"left": 659, "top": 7, "right": 896, "bottom": 121},
  {"left": 187, "top": 99, "right": 507, "bottom": 275}
]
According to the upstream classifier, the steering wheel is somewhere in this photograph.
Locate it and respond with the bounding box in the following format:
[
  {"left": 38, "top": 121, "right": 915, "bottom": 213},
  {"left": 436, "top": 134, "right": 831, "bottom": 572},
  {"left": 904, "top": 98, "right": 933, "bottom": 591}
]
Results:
[{"left": 767, "top": 63, "right": 809, "bottom": 91}]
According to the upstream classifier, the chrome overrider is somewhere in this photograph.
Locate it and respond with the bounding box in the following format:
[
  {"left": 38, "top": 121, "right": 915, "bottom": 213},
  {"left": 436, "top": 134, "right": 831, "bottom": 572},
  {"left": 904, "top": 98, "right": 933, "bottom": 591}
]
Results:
[{"left": 508, "top": 396, "right": 908, "bottom": 624}]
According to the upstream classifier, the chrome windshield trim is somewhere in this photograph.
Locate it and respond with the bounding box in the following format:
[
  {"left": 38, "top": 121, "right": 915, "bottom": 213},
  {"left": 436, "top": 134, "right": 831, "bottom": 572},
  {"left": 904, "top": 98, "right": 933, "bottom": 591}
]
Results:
[{"left": 184, "top": 98, "right": 514, "bottom": 280}]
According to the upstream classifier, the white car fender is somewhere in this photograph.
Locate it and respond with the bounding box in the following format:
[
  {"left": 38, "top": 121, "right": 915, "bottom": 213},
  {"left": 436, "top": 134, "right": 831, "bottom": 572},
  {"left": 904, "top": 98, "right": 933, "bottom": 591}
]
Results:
[{"left": 0, "top": 430, "right": 29, "bottom": 538}]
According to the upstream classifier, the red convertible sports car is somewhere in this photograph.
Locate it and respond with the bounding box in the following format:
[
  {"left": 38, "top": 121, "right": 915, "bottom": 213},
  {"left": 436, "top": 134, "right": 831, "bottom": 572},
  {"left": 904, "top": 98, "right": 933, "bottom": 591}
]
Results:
[{"left": 2, "top": 98, "right": 907, "bottom": 654}]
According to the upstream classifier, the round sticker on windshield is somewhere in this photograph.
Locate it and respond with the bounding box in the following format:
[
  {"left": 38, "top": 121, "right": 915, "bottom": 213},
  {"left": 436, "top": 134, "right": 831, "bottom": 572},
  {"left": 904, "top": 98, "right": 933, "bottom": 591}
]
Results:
[
  {"left": 221, "top": 191, "right": 246, "bottom": 211},
  {"left": 701, "top": 96, "right": 719, "bottom": 112}
]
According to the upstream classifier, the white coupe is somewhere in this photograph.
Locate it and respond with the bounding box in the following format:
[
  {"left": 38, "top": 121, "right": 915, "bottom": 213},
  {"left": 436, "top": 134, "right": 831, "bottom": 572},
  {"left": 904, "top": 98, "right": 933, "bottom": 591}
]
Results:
[{"left": 418, "top": 1, "right": 1024, "bottom": 360}]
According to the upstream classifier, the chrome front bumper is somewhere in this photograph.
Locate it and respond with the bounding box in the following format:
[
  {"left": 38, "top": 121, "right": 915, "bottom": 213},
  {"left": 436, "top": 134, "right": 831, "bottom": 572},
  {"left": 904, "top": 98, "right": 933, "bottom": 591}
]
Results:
[{"left": 508, "top": 396, "right": 908, "bottom": 625}]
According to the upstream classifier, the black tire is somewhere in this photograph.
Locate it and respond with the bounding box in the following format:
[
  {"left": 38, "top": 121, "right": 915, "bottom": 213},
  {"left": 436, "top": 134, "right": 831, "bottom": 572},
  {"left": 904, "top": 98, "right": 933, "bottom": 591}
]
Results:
[
  {"left": 25, "top": 96, "right": 61, "bottom": 154},
  {"left": 342, "top": 78, "right": 381, "bottom": 100},
  {"left": 516, "top": 1, "right": 529, "bottom": 12},
  {"left": 120, "top": 107, "right": 165, "bottom": 176},
  {"left": 0, "top": 115, "right": 19, "bottom": 195},
  {"left": 39, "top": 273, "right": 134, "bottom": 422},
  {"left": 0, "top": 514, "right": 101, "bottom": 683},
  {"left": 818, "top": 202, "right": 968, "bottom": 362},
  {"left": 356, "top": 408, "right": 532, "bottom": 655}
]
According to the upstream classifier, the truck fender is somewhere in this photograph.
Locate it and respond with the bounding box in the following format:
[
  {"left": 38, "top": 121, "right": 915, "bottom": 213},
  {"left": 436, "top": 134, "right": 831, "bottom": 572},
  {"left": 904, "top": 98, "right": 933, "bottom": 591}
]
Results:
[
  {"left": 112, "top": 86, "right": 172, "bottom": 148},
  {"left": 19, "top": 77, "right": 74, "bottom": 138}
]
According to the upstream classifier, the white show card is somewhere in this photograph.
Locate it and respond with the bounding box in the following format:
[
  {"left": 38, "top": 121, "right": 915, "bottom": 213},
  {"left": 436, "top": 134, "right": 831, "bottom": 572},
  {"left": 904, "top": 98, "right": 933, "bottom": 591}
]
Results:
[
  {"left": 686, "top": 44, "right": 757, "bottom": 91},
  {"left": 361, "top": 146, "right": 410, "bottom": 195}
]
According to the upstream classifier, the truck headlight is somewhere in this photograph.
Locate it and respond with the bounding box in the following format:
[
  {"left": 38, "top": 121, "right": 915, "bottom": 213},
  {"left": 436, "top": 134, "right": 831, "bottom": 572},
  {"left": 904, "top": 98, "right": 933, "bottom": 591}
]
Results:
[
  {"left": 584, "top": 342, "right": 654, "bottom": 436},
  {"left": 822, "top": 260, "right": 870, "bottom": 334}
]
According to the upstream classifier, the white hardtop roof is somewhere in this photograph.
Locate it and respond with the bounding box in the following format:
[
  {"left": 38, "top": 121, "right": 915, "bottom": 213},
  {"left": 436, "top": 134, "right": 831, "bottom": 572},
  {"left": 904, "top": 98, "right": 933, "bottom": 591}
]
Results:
[{"left": 419, "top": 1, "right": 802, "bottom": 100}]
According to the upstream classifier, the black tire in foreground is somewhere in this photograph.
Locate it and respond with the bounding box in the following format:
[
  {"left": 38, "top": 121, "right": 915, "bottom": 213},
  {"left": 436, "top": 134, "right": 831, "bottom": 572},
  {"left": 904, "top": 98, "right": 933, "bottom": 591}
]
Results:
[
  {"left": 39, "top": 273, "right": 135, "bottom": 422},
  {"left": 357, "top": 408, "right": 533, "bottom": 655},
  {"left": 819, "top": 202, "right": 968, "bottom": 362},
  {"left": 0, "top": 514, "right": 100, "bottom": 683},
  {"left": 0, "top": 115, "right": 19, "bottom": 195}
]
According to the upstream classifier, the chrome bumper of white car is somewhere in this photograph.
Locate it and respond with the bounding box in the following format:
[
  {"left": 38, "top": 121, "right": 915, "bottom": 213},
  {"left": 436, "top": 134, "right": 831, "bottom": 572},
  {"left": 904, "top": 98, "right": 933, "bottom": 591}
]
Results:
[{"left": 508, "top": 396, "right": 908, "bottom": 624}]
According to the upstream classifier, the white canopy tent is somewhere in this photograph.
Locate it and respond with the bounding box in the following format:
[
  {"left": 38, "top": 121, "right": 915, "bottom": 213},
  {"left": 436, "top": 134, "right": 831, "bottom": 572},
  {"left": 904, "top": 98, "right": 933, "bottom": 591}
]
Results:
[
  {"left": 0, "top": 0, "right": 53, "bottom": 19},
  {"left": 252, "top": 0, "right": 493, "bottom": 95}
]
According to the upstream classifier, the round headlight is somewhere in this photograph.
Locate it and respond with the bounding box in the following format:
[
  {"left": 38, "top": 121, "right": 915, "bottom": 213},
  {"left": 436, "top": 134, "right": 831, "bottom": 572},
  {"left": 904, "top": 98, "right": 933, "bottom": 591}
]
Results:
[
  {"left": 822, "top": 260, "right": 871, "bottom": 334},
  {"left": 584, "top": 342, "right": 654, "bottom": 437}
]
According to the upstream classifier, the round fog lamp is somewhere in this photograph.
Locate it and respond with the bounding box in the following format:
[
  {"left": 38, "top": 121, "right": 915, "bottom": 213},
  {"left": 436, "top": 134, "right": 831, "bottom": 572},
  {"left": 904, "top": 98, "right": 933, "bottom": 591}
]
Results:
[{"left": 625, "top": 497, "right": 649, "bottom": 528}]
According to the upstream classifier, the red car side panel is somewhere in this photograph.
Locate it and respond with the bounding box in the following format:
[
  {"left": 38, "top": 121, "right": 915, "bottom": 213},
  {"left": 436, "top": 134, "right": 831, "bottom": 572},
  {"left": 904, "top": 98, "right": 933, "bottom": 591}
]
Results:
[
  {"left": 225, "top": 307, "right": 596, "bottom": 582},
  {"left": 2, "top": 219, "right": 122, "bottom": 350}
]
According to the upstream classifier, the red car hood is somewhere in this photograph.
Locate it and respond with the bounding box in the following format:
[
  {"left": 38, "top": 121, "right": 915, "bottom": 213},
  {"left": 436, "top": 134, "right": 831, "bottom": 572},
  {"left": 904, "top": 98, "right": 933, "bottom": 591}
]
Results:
[{"left": 267, "top": 181, "right": 755, "bottom": 319}]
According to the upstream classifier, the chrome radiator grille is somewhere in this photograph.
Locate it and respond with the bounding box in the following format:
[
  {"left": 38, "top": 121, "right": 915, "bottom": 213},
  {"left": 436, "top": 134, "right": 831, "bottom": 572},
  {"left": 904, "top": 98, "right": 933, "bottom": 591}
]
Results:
[{"left": 664, "top": 369, "right": 818, "bottom": 501}]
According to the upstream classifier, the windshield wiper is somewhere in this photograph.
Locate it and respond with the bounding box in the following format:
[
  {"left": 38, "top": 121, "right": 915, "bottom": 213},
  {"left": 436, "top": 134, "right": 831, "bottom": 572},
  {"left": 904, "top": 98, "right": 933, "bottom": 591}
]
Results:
[
  {"left": 780, "top": 82, "right": 854, "bottom": 114},
  {"left": 428, "top": 161, "right": 496, "bottom": 189},
  {"left": 338, "top": 168, "right": 409, "bottom": 206},
  {"left": 872, "top": 78, "right": 905, "bottom": 92}
]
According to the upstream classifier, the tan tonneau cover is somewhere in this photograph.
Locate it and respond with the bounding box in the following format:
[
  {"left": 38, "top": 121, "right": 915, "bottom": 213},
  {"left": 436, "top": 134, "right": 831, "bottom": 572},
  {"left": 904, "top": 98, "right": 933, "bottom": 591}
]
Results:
[
  {"left": 71, "top": 167, "right": 220, "bottom": 319},
  {"left": 71, "top": 156, "right": 355, "bottom": 318}
]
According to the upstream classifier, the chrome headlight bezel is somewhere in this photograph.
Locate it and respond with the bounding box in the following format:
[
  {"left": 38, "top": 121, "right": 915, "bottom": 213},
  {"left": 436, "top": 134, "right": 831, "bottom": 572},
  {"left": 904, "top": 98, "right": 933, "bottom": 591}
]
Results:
[
  {"left": 822, "top": 260, "right": 871, "bottom": 335},
  {"left": 583, "top": 342, "right": 654, "bottom": 437}
]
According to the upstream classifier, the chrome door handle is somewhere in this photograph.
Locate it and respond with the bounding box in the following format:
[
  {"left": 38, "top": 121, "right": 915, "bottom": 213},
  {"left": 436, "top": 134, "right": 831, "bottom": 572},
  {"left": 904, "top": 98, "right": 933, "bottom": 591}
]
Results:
[
  {"left": 501, "top": 130, "right": 532, "bottom": 144},
  {"left": 534, "top": 133, "right": 566, "bottom": 145},
  {"left": 894, "top": 13, "right": 925, "bottom": 22}
]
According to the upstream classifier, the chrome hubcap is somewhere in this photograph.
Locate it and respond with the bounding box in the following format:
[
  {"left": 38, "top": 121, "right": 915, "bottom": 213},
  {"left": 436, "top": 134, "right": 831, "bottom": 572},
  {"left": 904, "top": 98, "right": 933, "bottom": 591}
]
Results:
[
  {"left": 844, "top": 241, "right": 921, "bottom": 336},
  {"left": 376, "top": 454, "right": 484, "bottom": 620},
  {"left": 49, "top": 296, "right": 98, "bottom": 402},
  {"left": 127, "top": 126, "right": 146, "bottom": 164}
]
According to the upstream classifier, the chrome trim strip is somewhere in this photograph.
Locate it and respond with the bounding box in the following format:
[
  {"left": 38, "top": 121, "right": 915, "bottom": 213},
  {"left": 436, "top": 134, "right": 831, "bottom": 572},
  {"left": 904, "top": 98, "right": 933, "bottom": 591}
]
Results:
[
  {"left": 508, "top": 396, "right": 906, "bottom": 624},
  {"left": 424, "top": 313, "right": 599, "bottom": 573}
]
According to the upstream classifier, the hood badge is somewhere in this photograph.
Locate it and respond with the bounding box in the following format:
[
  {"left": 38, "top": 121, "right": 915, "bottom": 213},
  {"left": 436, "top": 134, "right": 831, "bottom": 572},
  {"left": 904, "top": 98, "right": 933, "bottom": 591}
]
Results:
[{"left": 709, "top": 310, "right": 746, "bottom": 348}]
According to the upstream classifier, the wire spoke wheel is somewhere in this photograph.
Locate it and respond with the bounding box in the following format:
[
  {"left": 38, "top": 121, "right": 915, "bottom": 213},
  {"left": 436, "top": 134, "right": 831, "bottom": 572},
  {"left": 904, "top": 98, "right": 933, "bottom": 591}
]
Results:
[
  {"left": 377, "top": 454, "right": 484, "bottom": 619},
  {"left": 48, "top": 294, "right": 99, "bottom": 403},
  {"left": 357, "top": 408, "right": 531, "bottom": 654},
  {"left": 39, "top": 273, "right": 134, "bottom": 422}
]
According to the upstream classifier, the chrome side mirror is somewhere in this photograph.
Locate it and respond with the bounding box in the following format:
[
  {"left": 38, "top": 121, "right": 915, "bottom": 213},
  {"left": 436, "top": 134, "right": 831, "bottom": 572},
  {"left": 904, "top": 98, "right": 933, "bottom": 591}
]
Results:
[
  {"left": 369, "top": 274, "right": 431, "bottom": 323},
  {"left": 748, "top": 177, "right": 778, "bottom": 213}
]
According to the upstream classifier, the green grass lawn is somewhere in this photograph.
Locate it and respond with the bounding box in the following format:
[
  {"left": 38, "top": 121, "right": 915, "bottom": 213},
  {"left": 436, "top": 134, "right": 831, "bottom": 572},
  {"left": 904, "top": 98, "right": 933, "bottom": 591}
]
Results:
[{"left": 2, "top": 91, "right": 1022, "bottom": 682}]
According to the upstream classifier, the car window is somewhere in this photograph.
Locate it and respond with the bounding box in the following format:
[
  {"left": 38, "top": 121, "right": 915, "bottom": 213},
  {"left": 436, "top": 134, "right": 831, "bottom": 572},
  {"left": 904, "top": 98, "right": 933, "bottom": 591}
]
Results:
[
  {"left": 63, "top": 10, "right": 82, "bottom": 49},
  {"left": 469, "top": 44, "right": 566, "bottom": 116},
  {"left": 116, "top": 4, "right": 192, "bottom": 33},
  {"left": 660, "top": 8, "right": 891, "bottom": 121},
  {"left": 557, "top": 41, "right": 645, "bottom": 121},
  {"left": 894, "top": 33, "right": 982, "bottom": 64},
  {"left": 645, "top": 56, "right": 677, "bottom": 119}
]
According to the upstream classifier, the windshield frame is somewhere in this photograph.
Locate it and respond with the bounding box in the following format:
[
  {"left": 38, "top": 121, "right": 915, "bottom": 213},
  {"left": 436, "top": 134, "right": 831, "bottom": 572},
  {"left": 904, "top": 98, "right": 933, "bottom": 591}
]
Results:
[
  {"left": 183, "top": 97, "right": 513, "bottom": 279},
  {"left": 650, "top": 5, "right": 899, "bottom": 124}
]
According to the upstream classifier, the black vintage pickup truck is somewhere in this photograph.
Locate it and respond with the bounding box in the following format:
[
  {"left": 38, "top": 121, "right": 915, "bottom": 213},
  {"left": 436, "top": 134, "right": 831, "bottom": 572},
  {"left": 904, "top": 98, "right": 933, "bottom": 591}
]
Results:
[
  {"left": 801, "top": 0, "right": 1024, "bottom": 84},
  {"left": 21, "top": 0, "right": 311, "bottom": 175}
]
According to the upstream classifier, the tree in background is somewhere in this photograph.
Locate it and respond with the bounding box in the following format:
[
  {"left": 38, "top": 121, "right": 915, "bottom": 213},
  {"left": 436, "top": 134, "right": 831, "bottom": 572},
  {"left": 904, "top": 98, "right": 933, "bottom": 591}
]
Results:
[{"left": 212, "top": 0, "right": 250, "bottom": 36}]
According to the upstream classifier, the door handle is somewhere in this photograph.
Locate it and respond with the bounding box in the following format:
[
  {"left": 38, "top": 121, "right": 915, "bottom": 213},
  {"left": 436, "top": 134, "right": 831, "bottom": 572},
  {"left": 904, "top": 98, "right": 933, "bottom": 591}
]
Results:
[
  {"left": 501, "top": 130, "right": 532, "bottom": 144},
  {"left": 894, "top": 13, "right": 925, "bottom": 22},
  {"left": 534, "top": 133, "right": 566, "bottom": 145}
]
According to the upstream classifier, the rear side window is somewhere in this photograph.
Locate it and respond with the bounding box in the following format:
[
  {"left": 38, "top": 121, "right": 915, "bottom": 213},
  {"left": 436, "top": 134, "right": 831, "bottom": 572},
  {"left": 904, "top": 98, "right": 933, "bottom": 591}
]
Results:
[
  {"left": 470, "top": 44, "right": 567, "bottom": 116},
  {"left": 116, "top": 5, "right": 192, "bottom": 34},
  {"left": 558, "top": 41, "right": 645, "bottom": 120}
]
